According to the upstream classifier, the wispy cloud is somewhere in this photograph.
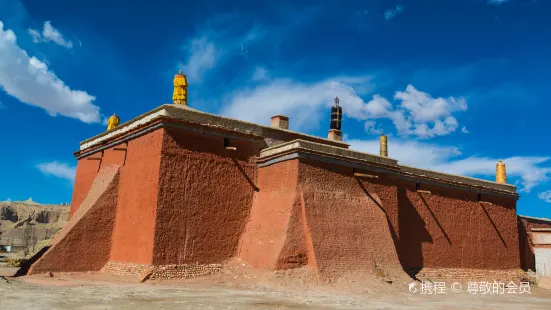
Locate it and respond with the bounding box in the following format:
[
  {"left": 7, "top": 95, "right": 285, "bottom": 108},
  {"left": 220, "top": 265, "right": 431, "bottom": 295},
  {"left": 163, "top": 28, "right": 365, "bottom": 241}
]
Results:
[
  {"left": 28, "top": 21, "right": 73, "bottom": 49},
  {"left": 37, "top": 161, "right": 76, "bottom": 182},
  {"left": 252, "top": 67, "right": 270, "bottom": 81},
  {"left": 538, "top": 190, "right": 551, "bottom": 203},
  {"left": 0, "top": 21, "right": 100, "bottom": 123},
  {"left": 180, "top": 36, "right": 217, "bottom": 83},
  {"left": 221, "top": 76, "right": 466, "bottom": 139},
  {"left": 178, "top": 12, "right": 265, "bottom": 84},
  {"left": 177, "top": 8, "right": 322, "bottom": 86},
  {"left": 349, "top": 138, "right": 551, "bottom": 192},
  {"left": 384, "top": 5, "right": 405, "bottom": 20},
  {"left": 487, "top": 0, "right": 510, "bottom": 5}
]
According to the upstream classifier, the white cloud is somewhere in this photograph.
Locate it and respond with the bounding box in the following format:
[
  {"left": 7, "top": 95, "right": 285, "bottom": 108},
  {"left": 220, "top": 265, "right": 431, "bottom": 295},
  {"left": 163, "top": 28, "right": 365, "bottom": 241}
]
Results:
[
  {"left": 28, "top": 21, "right": 73, "bottom": 49},
  {"left": 221, "top": 78, "right": 331, "bottom": 131},
  {"left": 28, "top": 28, "right": 41, "bottom": 42},
  {"left": 221, "top": 76, "right": 376, "bottom": 131},
  {"left": 252, "top": 67, "right": 269, "bottom": 81},
  {"left": 178, "top": 13, "right": 265, "bottom": 83},
  {"left": 329, "top": 75, "right": 376, "bottom": 95},
  {"left": 180, "top": 36, "right": 217, "bottom": 83},
  {"left": 384, "top": 5, "right": 405, "bottom": 20},
  {"left": 462, "top": 126, "right": 469, "bottom": 133},
  {"left": 538, "top": 190, "right": 551, "bottom": 203},
  {"left": 37, "top": 161, "right": 76, "bottom": 182},
  {"left": 364, "top": 120, "right": 383, "bottom": 134},
  {"left": 0, "top": 21, "right": 100, "bottom": 123},
  {"left": 221, "top": 76, "right": 466, "bottom": 138},
  {"left": 348, "top": 138, "right": 551, "bottom": 192},
  {"left": 395, "top": 85, "right": 467, "bottom": 123}
]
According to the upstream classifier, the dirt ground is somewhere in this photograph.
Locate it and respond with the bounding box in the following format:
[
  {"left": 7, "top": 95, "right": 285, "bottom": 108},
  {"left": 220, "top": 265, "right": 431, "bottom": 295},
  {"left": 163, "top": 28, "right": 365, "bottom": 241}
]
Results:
[{"left": 1, "top": 266, "right": 551, "bottom": 310}]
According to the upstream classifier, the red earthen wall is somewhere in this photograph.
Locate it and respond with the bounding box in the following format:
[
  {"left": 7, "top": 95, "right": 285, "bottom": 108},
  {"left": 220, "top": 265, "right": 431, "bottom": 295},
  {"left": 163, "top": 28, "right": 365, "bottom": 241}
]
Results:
[
  {"left": 67, "top": 123, "right": 521, "bottom": 275},
  {"left": 240, "top": 157, "right": 519, "bottom": 275},
  {"left": 109, "top": 130, "right": 164, "bottom": 265},
  {"left": 70, "top": 145, "right": 127, "bottom": 216},
  {"left": 297, "top": 160, "right": 403, "bottom": 276},
  {"left": 398, "top": 183, "right": 519, "bottom": 270},
  {"left": 70, "top": 156, "right": 100, "bottom": 216},
  {"left": 152, "top": 128, "right": 260, "bottom": 265},
  {"left": 29, "top": 165, "right": 120, "bottom": 274},
  {"left": 238, "top": 160, "right": 315, "bottom": 269},
  {"left": 101, "top": 145, "right": 127, "bottom": 167}
]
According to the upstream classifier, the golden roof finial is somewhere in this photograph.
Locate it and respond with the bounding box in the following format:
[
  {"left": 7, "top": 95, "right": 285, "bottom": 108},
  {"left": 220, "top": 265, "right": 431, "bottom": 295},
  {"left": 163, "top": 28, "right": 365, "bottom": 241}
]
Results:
[
  {"left": 380, "top": 132, "right": 388, "bottom": 157},
  {"left": 496, "top": 159, "right": 507, "bottom": 184},
  {"left": 173, "top": 70, "right": 188, "bottom": 105},
  {"left": 107, "top": 113, "right": 120, "bottom": 131}
]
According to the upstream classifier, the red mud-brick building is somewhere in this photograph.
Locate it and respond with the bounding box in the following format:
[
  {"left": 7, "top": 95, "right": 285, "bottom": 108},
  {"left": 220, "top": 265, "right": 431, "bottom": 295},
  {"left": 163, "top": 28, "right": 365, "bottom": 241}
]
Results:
[{"left": 25, "top": 74, "right": 529, "bottom": 281}]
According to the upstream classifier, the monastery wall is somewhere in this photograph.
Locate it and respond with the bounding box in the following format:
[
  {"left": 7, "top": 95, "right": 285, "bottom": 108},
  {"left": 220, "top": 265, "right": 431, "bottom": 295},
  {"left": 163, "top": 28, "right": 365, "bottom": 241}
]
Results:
[
  {"left": 70, "top": 154, "right": 100, "bottom": 216},
  {"left": 29, "top": 165, "right": 120, "bottom": 274},
  {"left": 240, "top": 157, "right": 520, "bottom": 277},
  {"left": 152, "top": 127, "right": 260, "bottom": 265},
  {"left": 109, "top": 129, "right": 163, "bottom": 264},
  {"left": 398, "top": 182, "right": 519, "bottom": 271},
  {"left": 53, "top": 104, "right": 522, "bottom": 280},
  {"left": 296, "top": 160, "right": 403, "bottom": 277},
  {"left": 245, "top": 139, "right": 521, "bottom": 278},
  {"left": 238, "top": 159, "right": 307, "bottom": 269}
]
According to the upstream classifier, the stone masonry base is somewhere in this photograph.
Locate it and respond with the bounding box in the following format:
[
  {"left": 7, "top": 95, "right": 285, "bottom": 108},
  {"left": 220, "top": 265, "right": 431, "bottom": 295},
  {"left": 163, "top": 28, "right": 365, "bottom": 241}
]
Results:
[
  {"left": 105, "top": 262, "right": 222, "bottom": 280},
  {"left": 104, "top": 262, "right": 528, "bottom": 284}
]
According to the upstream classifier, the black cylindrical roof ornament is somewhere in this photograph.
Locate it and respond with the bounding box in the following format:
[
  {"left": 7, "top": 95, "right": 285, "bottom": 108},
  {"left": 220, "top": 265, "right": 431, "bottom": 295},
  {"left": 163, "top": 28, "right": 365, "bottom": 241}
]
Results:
[{"left": 330, "top": 97, "right": 342, "bottom": 130}]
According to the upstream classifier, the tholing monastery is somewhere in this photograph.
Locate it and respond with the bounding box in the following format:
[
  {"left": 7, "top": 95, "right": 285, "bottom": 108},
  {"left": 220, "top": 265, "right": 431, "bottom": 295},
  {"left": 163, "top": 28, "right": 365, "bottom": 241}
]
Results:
[{"left": 20, "top": 70, "right": 551, "bottom": 284}]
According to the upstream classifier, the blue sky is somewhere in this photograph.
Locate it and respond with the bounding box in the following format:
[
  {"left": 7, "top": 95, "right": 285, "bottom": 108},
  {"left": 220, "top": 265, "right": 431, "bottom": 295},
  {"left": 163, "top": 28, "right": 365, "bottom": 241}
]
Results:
[{"left": 0, "top": 0, "right": 550, "bottom": 218}]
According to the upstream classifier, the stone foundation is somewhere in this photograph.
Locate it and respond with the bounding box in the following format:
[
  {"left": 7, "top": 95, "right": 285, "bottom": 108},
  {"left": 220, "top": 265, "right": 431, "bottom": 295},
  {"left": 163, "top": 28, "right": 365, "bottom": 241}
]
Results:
[
  {"left": 105, "top": 262, "right": 222, "bottom": 279},
  {"left": 415, "top": 268, "right": 527, "bottom": 282}
]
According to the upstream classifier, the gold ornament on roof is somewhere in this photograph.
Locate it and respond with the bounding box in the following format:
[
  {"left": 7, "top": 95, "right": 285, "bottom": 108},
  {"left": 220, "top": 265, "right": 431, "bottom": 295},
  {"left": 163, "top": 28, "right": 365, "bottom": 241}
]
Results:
[
  {"left": 107, "top": 113, "right": 120, "bottom": 131},
  {"left": 496, "top": 159, "right": 507, "bottom": 184},
  {"left": 380, "top": 132, "right": 388, "bottom": 157},
  {"left": 173, "top": 70, "right": 188, "bottom": 105}
]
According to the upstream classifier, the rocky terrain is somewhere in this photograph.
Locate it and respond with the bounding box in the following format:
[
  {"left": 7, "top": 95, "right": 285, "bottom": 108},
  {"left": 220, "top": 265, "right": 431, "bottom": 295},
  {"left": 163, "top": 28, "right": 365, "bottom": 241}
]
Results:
[{"left": 0, "top": 198, "right": 70, "bottom": 258}]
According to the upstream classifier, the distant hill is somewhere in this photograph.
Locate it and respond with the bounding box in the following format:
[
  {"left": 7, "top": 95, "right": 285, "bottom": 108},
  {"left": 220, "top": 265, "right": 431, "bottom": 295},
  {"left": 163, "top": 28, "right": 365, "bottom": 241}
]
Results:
[{"left": 0, "top": 198, "right": 70, "bottom": 255}]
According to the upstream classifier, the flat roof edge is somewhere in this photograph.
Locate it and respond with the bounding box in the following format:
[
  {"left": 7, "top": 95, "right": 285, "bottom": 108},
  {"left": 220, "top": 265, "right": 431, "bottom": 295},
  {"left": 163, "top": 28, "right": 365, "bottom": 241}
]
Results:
[
  {"left": 79, "top": 104, "right": 349, "bottom": 150},
  {"left": 260, "top": 139, "right": 397, "bottom": 167},
  {"left": 259, "top": 139, "right": 517, "bottom": 195},
  {"left": 399, "top": 165, "right": 516, "bottom": 193}
]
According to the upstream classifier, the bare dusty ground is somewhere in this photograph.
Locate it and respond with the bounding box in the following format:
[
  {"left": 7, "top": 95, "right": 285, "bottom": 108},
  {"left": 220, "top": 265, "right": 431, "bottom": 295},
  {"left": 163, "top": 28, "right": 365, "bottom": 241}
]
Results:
[{"left": 1, "top": 266, "right": 551, "bottom": 310}]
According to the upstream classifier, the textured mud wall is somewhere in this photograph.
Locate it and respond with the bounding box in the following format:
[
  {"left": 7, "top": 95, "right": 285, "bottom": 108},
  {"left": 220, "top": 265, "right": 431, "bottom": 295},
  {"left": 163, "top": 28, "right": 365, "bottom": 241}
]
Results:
[
  {"left": 70, "top": 145, "right": 127, "bottom": 216},
  {"left": 239, "top": 160, "right": 315, "bottom": 269},
  {"left": 70, "top": 156, "right": 101, "bottom": 216},
  {"left": 101, "top": 145, "right": 127, "bottom": 167},
  {"left": 29, "top": 165, "right": 120, "bottom": 274},
  {"left": 152, "top": 128, "right": 260, "bottom": 265},
  {"left": 519, "top": 217, "right": 551, "bottom": 271},
  {"left": 398, "top": 183, "right": 519, "bottom": 270},
  {"left": 110, "top": 130, "right": 164, "bottom": 264},
  {"left": 240, "top": 157, "right": 519, "bottom": 276},
  {"left": 297, "top": 160, "right": 403, "bottom": 276}
]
